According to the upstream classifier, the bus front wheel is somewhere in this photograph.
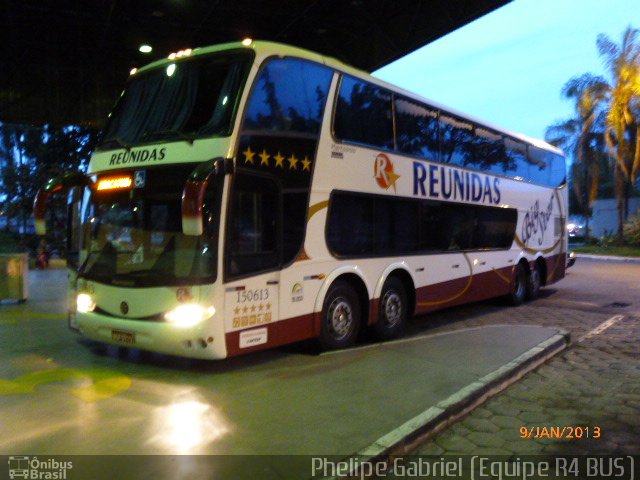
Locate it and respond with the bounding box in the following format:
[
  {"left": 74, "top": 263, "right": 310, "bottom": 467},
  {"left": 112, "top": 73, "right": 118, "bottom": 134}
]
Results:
[
  {"left": 319, "top": 281, "right": 361, "bottom": 350},
  {"left": 373, "top": 276, "right": 407, "bottom": 341}
]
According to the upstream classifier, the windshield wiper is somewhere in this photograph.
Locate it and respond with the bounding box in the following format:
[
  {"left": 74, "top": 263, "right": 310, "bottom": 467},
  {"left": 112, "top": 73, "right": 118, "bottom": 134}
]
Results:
[{"left": 142, "top": 130, "right": 196, "bottom": 145}]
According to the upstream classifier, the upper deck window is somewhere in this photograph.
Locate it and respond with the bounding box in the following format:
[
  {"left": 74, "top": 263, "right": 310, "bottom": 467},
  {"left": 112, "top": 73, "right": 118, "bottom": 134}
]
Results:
[
  {"left": 334, "top": 76, "right": 394, "bottom": 150},
  {"left": 100, "top": 50, "right": 252, "bottom": 149},
  {"left": 243, "top": 58, "right": 333, "bottom": 136},
  {"left": 395, "top": 97, "right": 439, "bottom": 161}
]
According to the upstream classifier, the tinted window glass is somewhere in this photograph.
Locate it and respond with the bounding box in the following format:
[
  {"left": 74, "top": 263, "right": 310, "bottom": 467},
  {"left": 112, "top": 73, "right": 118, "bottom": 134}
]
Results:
[
  {"left": 228, "top": 173, "right": 279, "bottom": 276},
  {"left": 395, "top": 97, "right": 439, "bottom": 160},
  {"left": 101, "top": 52, "right": 251, "bottom": 147},
  {"left": 550, "top": 152, "right": 567, "bottom": 186},
  {"left": 327, "top": 192, "right": 517, "bottom": 257},
  {"left": 474, "top": 207, "right": 517, "bottom": 249},
  {"left": 282, "top": 191, "right": 307, "bottom": 264},
  {"left": 439, "top": 114, "right": 475, "bottom": 166},
  {"left": 527, "top": 146, "right": 551, "bottom": 186},
  {"left": 418, "top": 202, "right": 447, "bottom": 251},
  {"left": 327, "top": 193, "right": 373, "bottom": 255},
  {"left": 504, "top": 137, "right": 527, "bottom": 178},
  {"left": 244, "top": 58, "right": 333, "bottom": 135},
  {"left": 375, "top": 198, "right": 419, "bottom": 254},
  {"left": 441, "top": 204, "right": 475, "bottom": 250},
  {"left": 334, "top": 76, "right": 394, "bottom": 149},
  {"left": 474, "top": 128, "right": 508, "bottom": 174}
]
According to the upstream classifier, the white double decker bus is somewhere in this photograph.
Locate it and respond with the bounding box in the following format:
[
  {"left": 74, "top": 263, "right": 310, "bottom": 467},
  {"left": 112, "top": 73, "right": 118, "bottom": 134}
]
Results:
[{"left": 35, "top": 40, "right": 567, "bottom": 359}]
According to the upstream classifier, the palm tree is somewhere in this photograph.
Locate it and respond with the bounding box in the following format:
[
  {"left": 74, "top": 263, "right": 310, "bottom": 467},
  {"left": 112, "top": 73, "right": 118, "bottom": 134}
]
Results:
[
  {"left": 546, "top": 74, "right": 608, "bottom": 240},
  {"left": 596, "top": 27, "right": 640, "bottom": 242}
]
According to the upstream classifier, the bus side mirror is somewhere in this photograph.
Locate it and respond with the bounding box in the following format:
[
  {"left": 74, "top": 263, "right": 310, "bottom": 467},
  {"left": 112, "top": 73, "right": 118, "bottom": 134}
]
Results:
[
  {"left": 182, "top": 158, "right": 231, "bottom": 236},
  {"left": 33, "top": 172, "right": 90, "bottom": 235}
]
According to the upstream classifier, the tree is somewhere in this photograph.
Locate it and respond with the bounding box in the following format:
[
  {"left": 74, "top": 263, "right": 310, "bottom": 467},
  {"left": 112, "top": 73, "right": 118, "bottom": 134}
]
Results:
[
  {"left": 0, "top": 124, "right": 32, "bottom": 233},
  {"left": 597, "top": 27, "right": 640, "bottom": 242},
  {"left": 545, "top": 74, "right": 608, "bottom": 240},
  {"left": 547, "top": 26, "right": 640, "bottom": 243},
  {"left": 0, "top": 122, "right": 98, "bottom": 250}
]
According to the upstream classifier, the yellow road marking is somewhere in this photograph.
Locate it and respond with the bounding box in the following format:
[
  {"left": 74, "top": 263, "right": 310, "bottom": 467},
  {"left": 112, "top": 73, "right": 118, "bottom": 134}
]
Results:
[{"left": 0, "top": 368, "right": 131, "bottom": 402}]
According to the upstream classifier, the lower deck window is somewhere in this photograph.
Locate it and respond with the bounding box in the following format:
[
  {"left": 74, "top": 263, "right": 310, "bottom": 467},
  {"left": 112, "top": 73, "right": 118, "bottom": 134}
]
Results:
[{"left": 327, "top": 191, "right": 517, "bottom": 257}]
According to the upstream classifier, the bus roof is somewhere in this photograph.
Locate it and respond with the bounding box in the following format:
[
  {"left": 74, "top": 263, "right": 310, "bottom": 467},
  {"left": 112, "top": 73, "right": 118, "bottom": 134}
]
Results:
[{"left": 132, "top": 40, "right": 563, "bottom": 157}]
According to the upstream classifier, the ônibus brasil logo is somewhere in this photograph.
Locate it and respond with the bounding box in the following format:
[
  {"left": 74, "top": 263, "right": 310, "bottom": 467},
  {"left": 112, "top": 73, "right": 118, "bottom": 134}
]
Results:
[
  {"left": 374, "top": 153, "right": 400, "bottom": 192},
  {"left": 8, "top": 456, "right": 73, "bottom": 479}
]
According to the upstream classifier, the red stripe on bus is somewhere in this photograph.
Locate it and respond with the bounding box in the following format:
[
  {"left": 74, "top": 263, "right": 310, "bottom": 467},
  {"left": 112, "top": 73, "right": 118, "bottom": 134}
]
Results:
[{"left": 224, "top": 253, "right": 565, "bottom": 358}]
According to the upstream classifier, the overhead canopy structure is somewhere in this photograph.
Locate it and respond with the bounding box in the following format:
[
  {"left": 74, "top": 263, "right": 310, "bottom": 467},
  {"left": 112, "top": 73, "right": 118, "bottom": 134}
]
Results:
[{"left": 1, "top": 0, "right": 510, "bottom": 128}]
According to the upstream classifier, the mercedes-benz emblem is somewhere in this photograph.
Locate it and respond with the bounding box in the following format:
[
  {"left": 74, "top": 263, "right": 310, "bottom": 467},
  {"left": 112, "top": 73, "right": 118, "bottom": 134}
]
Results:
[{"left": 120, "top": 301, "right": 129, "bottom": 315}]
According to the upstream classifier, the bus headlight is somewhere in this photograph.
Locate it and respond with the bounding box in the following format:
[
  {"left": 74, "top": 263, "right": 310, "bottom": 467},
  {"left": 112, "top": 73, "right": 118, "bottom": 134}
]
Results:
[
  {"left": 164, "top": 304, "right": 215, "bottom": 328},
  {"left": 77, "top": 293, "right": 96, "bottom": 313}
]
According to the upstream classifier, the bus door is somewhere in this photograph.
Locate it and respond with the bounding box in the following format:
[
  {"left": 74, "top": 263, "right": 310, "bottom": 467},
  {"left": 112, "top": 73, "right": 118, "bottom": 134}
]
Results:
[{"left": 223, "top": 171, "right": 281, "bottom": 352}]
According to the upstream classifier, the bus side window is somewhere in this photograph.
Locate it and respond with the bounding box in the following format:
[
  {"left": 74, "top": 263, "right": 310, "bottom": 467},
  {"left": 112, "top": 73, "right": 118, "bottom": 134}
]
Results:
[
  {"left": 442, "top": 205, "right": 474, "bottom": 251},
  {"left": 334, "top": 76, "right": 394, "bottom": 150},
  {"left": 244, "top": 58, "right": 332, "bottom": 135},
  {"left": 227, "top": 173, "right": 280, "bottom": 276},
  {"left": 326, "top": 193, "right": 373, "bottom": 256},
  {"left": 395, "top": 97, "right": 439, "bottom": 162}
]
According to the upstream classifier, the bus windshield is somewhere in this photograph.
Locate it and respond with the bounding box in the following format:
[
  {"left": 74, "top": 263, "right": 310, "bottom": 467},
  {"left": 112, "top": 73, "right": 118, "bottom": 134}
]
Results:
[
  {"left": 100, "top": 50, "right": 252, "bottom": 149},
  {"left": 78, "top": 165, "right": 222, "bottom": 287}
]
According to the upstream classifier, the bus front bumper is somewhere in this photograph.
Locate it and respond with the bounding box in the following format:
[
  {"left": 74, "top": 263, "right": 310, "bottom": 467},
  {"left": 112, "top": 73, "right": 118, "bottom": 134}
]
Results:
[{"left": 71, "top": 312, "right": 227, "bottom": 360}]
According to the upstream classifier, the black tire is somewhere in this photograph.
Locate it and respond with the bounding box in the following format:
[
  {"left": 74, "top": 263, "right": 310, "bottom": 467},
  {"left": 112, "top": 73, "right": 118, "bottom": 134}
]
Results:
[
  {"left": 319, "top": 281, "right": 361, "bottom": 350},
  {"left": 525, "top": 261, "right": 541, "bottom": 300},
  {"left": 510, "top": 263, "right": 527, "bottom": 306},
  {"left": 373, "top": 276, "right": 407, "bottom": 341}
]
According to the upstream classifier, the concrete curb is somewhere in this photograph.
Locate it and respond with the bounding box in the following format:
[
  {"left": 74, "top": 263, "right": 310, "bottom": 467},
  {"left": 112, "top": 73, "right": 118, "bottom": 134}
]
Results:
[
  {"left": 320, "top": 328, "right": 570, "bottom": 479},
  {"left": 576, "top": 254, "right": 640, "bottom": 264}
]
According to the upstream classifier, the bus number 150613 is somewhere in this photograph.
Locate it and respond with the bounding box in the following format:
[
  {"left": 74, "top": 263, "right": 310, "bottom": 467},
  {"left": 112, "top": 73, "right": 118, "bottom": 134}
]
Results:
[{"left": 237, "top": 288, "right": 269, "bottom": 303}]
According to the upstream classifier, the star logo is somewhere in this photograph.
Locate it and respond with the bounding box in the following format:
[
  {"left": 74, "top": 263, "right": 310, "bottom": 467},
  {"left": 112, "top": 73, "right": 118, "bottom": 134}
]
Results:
[
  {"left": 287, "top": 154, "right": 299, "bottom": 170},
  {"left": 259, "top": 148, "right": 270, "bottom": 166},
  {"left": 242, "top": 146, "right": 256, "bottom": 164},
  {"left": 374, "top": 153, "right": 400, "bottom": 192},
  {"left": 274, "top": 152, "right": 285, "bottom": 168},
  {"left": 301, "top": 156, "right": 312, "bottom": 171}
]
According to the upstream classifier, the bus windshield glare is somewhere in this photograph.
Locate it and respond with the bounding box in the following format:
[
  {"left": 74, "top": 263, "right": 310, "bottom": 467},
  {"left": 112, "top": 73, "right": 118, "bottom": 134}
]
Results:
[
  {"left": 100, "top": 50, "right": 252, "bottom": 149},
  {"left": 78, "top": 165, "right": 223, "bottom": 287}
]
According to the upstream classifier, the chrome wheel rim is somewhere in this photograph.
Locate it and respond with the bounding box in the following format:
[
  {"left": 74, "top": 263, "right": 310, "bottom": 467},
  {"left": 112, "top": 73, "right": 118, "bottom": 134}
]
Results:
[
  {"left": 382, "top": 290, "right": 402, "bottom": 327},
  {"left": 328, "top": 297, "right": 353, "bottom": 340}
]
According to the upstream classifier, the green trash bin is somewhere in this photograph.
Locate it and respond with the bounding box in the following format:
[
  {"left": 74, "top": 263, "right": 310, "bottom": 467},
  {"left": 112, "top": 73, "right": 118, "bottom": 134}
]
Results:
[{"left": 0, "top": 253, "right": 28, "bottom": 302}]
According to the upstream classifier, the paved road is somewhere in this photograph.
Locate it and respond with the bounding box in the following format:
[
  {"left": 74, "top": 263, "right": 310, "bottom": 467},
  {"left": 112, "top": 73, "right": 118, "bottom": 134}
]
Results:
[
  {"left": 2, "top": 258, "right": 637, "bottom": 470},
  {"left": 404, "top": 258, "right": 640, "bottom": 456}
]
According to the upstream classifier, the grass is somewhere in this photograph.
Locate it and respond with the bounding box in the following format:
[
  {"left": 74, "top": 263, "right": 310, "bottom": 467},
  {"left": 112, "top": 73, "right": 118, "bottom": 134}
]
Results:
[{"left": 571, "top": 244, "right": 640, "bottom": 257}]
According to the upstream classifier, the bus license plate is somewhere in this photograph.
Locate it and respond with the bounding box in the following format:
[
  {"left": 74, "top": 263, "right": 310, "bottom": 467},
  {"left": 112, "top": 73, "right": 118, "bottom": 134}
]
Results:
[{"left": 112, "top": 330, "right": 136, "bottom": 345}]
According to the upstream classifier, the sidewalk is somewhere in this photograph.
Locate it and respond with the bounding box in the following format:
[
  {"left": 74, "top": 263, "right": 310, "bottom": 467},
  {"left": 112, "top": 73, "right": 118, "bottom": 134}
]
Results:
[
  {"left": 575, "top": 253, "right": 640, "bottom": 263},
  {"left": 408, "top": 313, "right": 640, "bottom": 457}
]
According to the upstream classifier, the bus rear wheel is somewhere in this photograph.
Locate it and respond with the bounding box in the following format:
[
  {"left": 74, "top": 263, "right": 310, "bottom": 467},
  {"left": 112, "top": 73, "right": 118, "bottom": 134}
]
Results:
[
  {"left": 319, "top": 281, "right": 361, "bottom": 350},
  {"left": 526, "top": 262, "right": 541, "bottom": 300},
  {"left": 510, "top": 263, "right": 527, "bottom": 306},
  {"left": 373, "top": 277, "right": 407, "bottom": 341}
]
